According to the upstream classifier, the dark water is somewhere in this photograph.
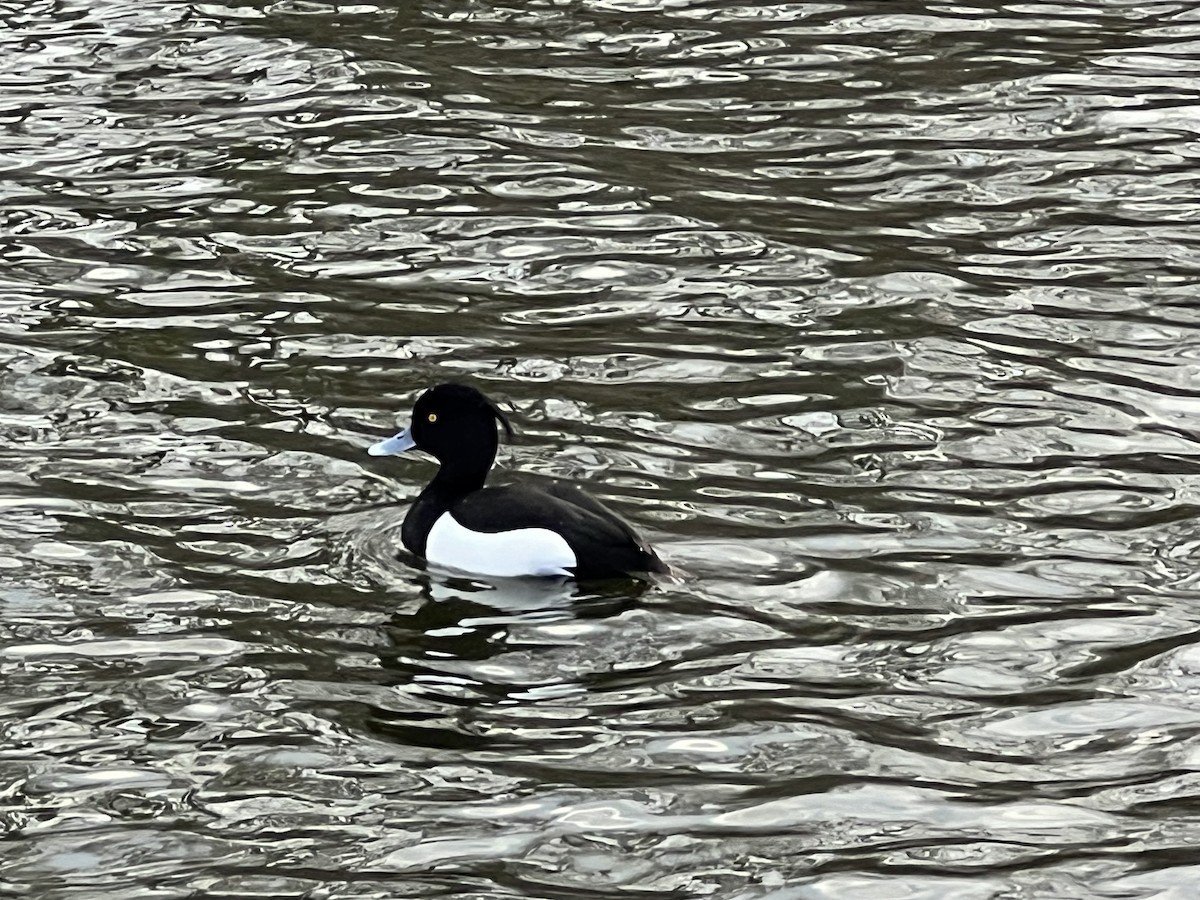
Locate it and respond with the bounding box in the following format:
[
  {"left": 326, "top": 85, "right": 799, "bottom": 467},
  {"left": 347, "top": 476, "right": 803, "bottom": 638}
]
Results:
[{"left": 4, "top": 0, "right": 1200, "bottom": 896}]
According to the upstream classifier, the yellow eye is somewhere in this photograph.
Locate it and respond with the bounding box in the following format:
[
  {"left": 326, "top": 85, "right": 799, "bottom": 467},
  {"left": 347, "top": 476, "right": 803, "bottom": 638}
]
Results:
[{"left": 427, "top": 413, "right": 437, "bottom": 423}]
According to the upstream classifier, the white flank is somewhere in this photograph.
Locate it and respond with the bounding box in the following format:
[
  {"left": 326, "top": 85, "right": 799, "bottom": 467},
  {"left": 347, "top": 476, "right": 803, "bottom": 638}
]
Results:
[{"left": 425, "top": 513, "right": 577, "bottom": 577}]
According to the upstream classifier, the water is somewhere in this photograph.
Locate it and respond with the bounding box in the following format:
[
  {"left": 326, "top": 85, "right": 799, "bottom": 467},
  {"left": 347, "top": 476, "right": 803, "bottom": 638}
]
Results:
[{"left": 3, "top": 0, "right": 1200, "bottom": 896}]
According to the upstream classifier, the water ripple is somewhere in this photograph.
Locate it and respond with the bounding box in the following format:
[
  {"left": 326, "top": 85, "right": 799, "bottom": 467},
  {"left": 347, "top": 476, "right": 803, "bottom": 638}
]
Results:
[{"left": 4, "top": 0, "right": 1200, "bottom": 897}]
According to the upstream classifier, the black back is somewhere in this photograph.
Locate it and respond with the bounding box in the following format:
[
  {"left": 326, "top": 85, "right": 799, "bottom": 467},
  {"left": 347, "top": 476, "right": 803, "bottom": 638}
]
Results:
[{"left": 449, "top": 481, "right": 668, "bottom": 580}]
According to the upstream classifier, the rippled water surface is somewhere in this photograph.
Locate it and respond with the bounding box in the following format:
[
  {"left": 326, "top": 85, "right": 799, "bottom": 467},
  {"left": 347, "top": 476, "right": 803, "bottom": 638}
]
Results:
[{"left": 5, "top": 0, "right": 1200, "bottom": 896}]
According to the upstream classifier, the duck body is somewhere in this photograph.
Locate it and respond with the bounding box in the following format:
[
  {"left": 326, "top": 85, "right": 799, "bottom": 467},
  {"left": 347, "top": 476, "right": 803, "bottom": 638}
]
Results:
[{"left": 370, "top": 383, "right": 668, "bottom": 580}]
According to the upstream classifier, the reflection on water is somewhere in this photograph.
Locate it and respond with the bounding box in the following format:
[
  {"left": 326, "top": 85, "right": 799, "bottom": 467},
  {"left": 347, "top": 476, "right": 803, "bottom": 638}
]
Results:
[{"left": 4, "top": 0, "right": 1200, "bottom": 896}]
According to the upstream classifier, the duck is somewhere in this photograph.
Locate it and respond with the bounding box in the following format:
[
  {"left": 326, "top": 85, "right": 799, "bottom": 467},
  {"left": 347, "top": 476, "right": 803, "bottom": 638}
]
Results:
[{"left": 367, "top": 382, "right": 669, "bottom": 580}]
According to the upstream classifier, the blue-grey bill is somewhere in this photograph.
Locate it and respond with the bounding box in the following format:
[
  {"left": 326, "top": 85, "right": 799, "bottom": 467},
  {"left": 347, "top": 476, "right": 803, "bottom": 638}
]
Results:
[{"left": 368, "top": 427, "right": 416, "bottom": 456}]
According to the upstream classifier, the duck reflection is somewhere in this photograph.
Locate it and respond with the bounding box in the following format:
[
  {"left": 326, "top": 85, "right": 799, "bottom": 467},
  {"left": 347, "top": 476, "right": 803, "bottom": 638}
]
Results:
[
  {"left": 382, "top": 567, "right": 648, "bottom": 666},
  {"left": 365, "top": 571, "right": 651, "bottom": 751}
]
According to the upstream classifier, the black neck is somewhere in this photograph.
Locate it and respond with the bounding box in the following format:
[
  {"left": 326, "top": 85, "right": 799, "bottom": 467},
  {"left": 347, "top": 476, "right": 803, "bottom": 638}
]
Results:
[
  {"left": 430, "top": 455, "right": 491, "bottom": 496},
  {"left": 400, "top": 454, "right": 494, "bottom": 557}
]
